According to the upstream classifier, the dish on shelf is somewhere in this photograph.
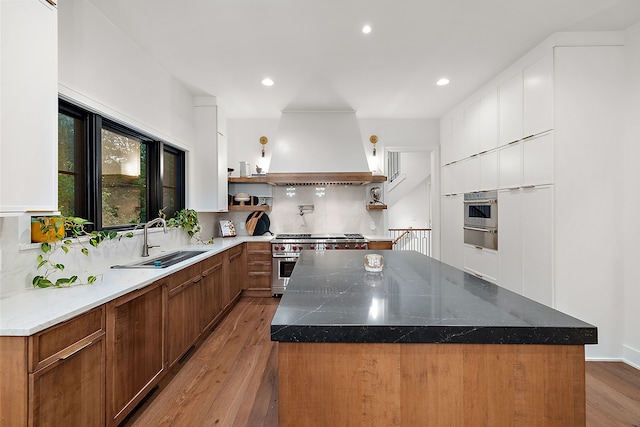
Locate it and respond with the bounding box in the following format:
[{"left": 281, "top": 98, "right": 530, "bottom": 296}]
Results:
[{"left": 234, "top": 193, "right": 251, "bottom": 204}]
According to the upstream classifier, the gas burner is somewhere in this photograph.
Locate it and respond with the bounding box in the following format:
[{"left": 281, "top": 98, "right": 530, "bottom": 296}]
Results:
[
  {"left": 275, "top": 233, "right": 312, "bottom": 239},
  {"left": 344, "top": 233, "right": 364, "bottom": 239}
]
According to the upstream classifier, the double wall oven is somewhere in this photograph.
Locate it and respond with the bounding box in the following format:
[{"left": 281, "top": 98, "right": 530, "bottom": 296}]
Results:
[
  {"left": 271, "top": 233, "right": 368, "bottom": 296},
  {"left": 463, "top": 190, "right": 498, "bottom": 250}
]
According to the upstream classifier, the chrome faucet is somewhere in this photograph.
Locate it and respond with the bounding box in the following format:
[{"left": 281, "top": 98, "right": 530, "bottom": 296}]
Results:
[{"left": 142, "top": 217, "right": 168, "bottom": 257}]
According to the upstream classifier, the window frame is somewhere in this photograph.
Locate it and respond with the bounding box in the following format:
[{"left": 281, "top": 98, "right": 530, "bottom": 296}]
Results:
[{"left": 58, "top": 98, "right": 186, "bottom": 231}]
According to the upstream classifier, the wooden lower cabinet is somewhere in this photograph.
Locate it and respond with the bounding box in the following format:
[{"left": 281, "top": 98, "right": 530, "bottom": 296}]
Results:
[
  {"left": 0, "top": 244, "right": 250, "bottom": 427},
  {"left": 246, "top": 242, "right": 272, "bottom": 292},
  {"left": 368, "top": 240, "right": 393, "bottom": 250},
  {"left": 279, "top": 343, "right": 587, "bottom": 426},
  {"left": 201, "top": 253, "right": 224, "bottom": 332},
  {"left": 167, "top": 264, "right": 203, "bottom": 367},
  {"left": 106, "top": 283, "right": 165, "bottom": 426},
  {"left": 227, "top": 244, "right": 245, "bottom": 305},
  {"left": 29, "top": 336, "right": 104, "bottom": 426},
  {"left": 0, "top": 306, "right": 105, "bottom": 427}
]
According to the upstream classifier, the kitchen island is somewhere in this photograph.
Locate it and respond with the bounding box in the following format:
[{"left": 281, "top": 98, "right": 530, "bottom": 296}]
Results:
[{"left": 271, "top": 250, "right": 597, "bottom": 426}]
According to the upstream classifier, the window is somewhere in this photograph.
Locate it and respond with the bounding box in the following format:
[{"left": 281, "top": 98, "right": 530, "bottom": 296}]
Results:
[
  {"left": 58, "top": 104, "right": 87, "bottom": 218},
  {"left": 388, "top": 151, "right": 401, "bottom": 182},
  {"left": 58, "top": 99, "right": 185, "bottom": 230}
]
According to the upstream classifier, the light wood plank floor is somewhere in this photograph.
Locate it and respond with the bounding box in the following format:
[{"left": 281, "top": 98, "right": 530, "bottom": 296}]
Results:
[{"left": 122, "top": 296, "right": 640, "bottom": 427}]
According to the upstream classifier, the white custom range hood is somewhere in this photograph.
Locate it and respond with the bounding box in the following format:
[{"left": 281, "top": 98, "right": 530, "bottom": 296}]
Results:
[{"left": 266, "top": 111, "right": 384, "bottom": 185}]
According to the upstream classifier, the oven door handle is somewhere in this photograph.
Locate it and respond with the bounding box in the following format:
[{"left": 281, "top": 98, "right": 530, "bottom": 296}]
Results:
[
  {"left": 463, "top": 226, "right": 496, "bottom": 233},
  {"left": 464, "top": 199, "right": 497, "bottom": 205}
]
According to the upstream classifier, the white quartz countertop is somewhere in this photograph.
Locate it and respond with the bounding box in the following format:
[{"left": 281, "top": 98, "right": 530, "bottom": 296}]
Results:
[
  {"left": 0, "top": 234, "right": 392, "bottom": 336},
  {"left": 0, "top": 236, "right": 272, "bottom": 336}
]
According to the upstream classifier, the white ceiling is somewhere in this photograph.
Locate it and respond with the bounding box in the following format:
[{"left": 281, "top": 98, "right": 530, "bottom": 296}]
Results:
[{"left": 88, "top": 0, "right": 640, "bottom": 119}]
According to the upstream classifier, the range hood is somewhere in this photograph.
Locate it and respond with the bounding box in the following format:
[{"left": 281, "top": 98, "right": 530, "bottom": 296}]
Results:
[{"left": 266, "top": 111, "right": 385, "bottom": 185}]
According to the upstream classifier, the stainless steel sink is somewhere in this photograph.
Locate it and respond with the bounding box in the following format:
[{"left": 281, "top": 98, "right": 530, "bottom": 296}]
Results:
[{"left": 111, "top": 250, "right": 208, "bottom": 269}]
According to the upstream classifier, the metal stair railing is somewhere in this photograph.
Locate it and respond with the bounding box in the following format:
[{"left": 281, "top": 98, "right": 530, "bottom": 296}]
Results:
[{"left": 389, "top": 228, "right": 431, "bottom": 256}]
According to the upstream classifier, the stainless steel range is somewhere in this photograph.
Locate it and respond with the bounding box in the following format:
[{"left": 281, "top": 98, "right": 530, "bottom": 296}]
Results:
[{"left": 271, "top": 233, "right": 368, "bottom": 296}]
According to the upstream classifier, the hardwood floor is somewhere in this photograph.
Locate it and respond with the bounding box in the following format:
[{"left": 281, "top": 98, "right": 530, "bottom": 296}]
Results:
[
  {"left": 121, "top": 297, "right": 280, "bottom": 427},
  {"left": 586, "top": 361, "right": 640, "bottom": 427},
  {"left": 122, "top": 296, "right": 640, "bottom": 427}
]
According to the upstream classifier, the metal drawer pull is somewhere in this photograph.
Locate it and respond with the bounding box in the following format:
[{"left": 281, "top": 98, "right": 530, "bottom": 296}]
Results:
[
  {"left": 60, "top": 341, "right": 93, "bottom": 360},
  {"left": 463, "top": 226, "right": 495, "bottom": 233}
]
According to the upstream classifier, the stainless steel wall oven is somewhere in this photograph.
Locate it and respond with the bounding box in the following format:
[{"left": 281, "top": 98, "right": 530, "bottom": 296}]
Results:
[{"left": 463, "top": 191, "right": 498, "bottom": 250}]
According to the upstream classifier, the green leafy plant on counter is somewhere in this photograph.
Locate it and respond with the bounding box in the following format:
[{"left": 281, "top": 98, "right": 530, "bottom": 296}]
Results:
[
  {"left": 160, "top": 208, "right": 214, "bottom": 245},
  {"left": 32, "top": 216, "right": 134, "bottom": 289}
]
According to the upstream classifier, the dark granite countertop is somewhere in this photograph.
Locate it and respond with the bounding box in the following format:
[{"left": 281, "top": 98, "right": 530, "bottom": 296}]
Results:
[{"left": 270, "top": 250, "right": 597, "bottom": 345}]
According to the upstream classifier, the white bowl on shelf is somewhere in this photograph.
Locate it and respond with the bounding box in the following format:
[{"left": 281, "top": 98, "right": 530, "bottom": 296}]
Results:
[{"left": 234, "top": 193, "right": 251, "bottom": 204}]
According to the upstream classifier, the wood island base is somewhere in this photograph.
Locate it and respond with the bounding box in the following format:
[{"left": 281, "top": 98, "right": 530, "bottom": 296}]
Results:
[{"left": 278, "top": 342, "right": 586, "bottom": 427}]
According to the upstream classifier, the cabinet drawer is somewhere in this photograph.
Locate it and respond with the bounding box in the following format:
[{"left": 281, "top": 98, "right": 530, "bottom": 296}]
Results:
[
  {"left": 247, "top": 273, "right": 271, "bottom": 289},
  {"left": 246, "top": 252, "right": 271, "bottom": 262},
  {"left": 201, "top": 253, "right": 223, "bottom": 274},
  {"left": 246, "top": 242, "right": 271, "bottom": 253},
  {"left": 29, "top": 306, "right": 105, "bottom": 372},
  {"left": 247, "top": 261, "right": 271, "bottom": 273},
  {"left": 463, "top": 245, "right": 498, "bottom": 283},
  {"left": 228, "top": 244, "right": 244, "bottom": 261},
  {"left": 165, "top": 263, "right": 201, "bottom": 291}
]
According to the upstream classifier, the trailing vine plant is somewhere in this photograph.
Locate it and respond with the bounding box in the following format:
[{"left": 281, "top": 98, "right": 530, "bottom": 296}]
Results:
[
  {"left": 160, "top": 208, "right": 214, "bottom": 245},
  {"left": 32, "top": 217, "right": 134, "bottom": 288},
  {"left": 32, "top": 209, "right": 212, "bottom": 289}
]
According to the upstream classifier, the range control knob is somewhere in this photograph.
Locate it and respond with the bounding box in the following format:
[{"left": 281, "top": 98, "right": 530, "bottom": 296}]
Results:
[
  {"left": 310, "top": 245, "right": 315, "bottom": 250},
  {"left": 334, "top": 245, "right": 340, "bottom": 249},
  {"left": 280, "top": 246, "right": 285, "bottom": 251},
  {"left": 344, "top": 245, "right": 350, "bottom": 249}
]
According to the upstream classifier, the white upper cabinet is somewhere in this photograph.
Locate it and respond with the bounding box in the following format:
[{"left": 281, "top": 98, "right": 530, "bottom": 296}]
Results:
[
  {"left": 462, "top": 156, "right": 481, "bottom": 193},
  {"left": 498, "top": 72, "right": 524, "bottom": 146},
  {"left": 440, "top": 117, "right": 453, "bottom": 166},
  {"left": 463, "top": 101, "right": 481, "bottom": 158},
  {"left": 451, "top": 111, "right": 465, "bottom": 162},
  {"left": 498, "top": 142, "right": 523, "bottom": 189},
  {"left": 192, "top": 99, "right": 228, "bottom": 212},
  {"left": 522, "top": 132, "right": 553, "bottom": 186},
  {"left": 523, "top": 53, "right": 554, "bottom": 138},
  {"left": 1, "top": 0, "right": 58, "bottom": 213},
  {"left": 479, "top": 150, "right": 498, "bottom": 191},
  {"left": 478, "top": 88, "right": 499, "bottom": 153}
]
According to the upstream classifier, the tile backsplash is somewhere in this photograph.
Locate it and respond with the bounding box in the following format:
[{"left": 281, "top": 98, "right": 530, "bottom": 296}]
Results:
[{"left": 206, "top": 185, "right": 385, "bottom": 237}]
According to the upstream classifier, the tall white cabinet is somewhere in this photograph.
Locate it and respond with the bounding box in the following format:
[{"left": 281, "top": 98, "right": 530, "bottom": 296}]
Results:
[
  {"left": 439, "top": 34, "right": 625, "bottom": 358},
  {"left": 0, "top": 0, "right": 58, "bottom": 213},
  {"left": 191, "top": 97, "right": 228, "bottom": 212}
]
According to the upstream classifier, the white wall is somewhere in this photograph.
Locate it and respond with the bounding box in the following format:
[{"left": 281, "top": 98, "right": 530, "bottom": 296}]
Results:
[
  {"left": 57, "top": 0, "right": 196, "bottom": 150},
  {"left": 358, "top": 118, "right": 440, "bottom": 175},
  {"left": 623, "top": 22, "right": 640, "bottom": 368},
  {"left": 227, "top": 118, "right": 280, "bottom": 175}
]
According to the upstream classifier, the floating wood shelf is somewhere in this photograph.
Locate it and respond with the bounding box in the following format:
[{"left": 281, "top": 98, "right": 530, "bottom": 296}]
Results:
[
  {"left": 227, "top": 205, "right": 271, "bottom": 211},
  {"left": 366, "top": 204, "right": 387, "bottom": 210},
  {"left": 228, "top": 176, "right": 269, "bottom": 183},
  {"left": 230, "top": 173, "right": 387, "bottom": 185}
]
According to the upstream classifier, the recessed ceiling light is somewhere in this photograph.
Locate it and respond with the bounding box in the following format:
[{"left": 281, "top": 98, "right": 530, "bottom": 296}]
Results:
[
  {"left": 436, "top": 78, "right": 450, "bottom": 86},
  {"left": 261, "top": 78, "right": 274, "bottom": 86},
  {"left": 362, "top": 25, "right": 372, "bottom": 34}
]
